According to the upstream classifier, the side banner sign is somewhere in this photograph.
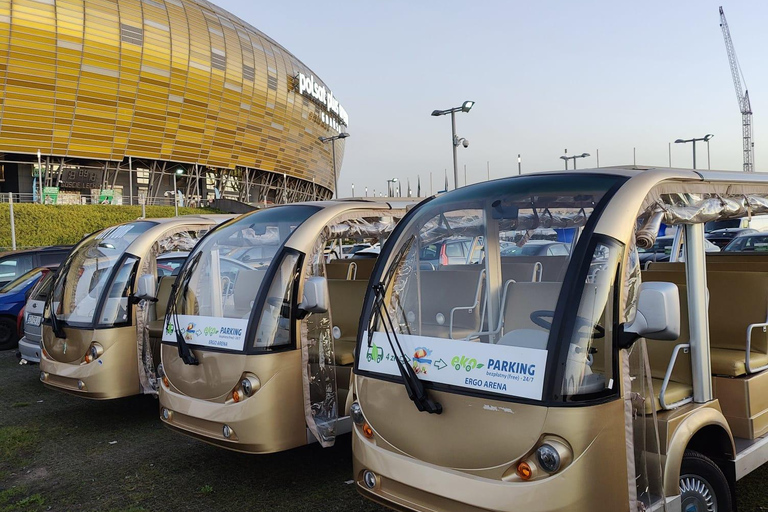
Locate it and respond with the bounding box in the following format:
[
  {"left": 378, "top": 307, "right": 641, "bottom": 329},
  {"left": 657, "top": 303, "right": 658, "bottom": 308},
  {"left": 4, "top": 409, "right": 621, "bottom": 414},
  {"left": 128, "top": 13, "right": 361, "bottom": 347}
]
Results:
[
  {"left": 162, "top": 314, "right": 248, "bottom": 351},
  {"left": 358, "top": 332, "right": 548, "bottom": 401}
]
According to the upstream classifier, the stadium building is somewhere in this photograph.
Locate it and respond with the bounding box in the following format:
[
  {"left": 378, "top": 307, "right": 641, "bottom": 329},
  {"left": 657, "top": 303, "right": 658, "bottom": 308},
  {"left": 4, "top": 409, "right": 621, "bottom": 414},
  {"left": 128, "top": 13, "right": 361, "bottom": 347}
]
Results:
[{"left": 0, "top": 0, "right": 347, "bottom": 205}]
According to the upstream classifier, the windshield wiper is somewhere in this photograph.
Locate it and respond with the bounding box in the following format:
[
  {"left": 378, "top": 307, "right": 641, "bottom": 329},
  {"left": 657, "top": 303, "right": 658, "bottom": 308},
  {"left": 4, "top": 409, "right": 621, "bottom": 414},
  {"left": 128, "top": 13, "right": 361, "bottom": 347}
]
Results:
[
  {"left": 371, "top": 283, "right": 442, "bottom": 415},
  {"left": 168, "top": 252, "right": 202, "bottom": 365}
]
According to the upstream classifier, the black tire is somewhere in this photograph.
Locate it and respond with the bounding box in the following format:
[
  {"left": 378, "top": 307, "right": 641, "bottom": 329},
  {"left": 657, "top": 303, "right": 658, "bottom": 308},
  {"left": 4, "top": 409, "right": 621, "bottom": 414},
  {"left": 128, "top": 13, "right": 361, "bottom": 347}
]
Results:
[
  {"left": 0, "top": 316, "right": 19, "bottom": 351},
  {"left": 679, "top": 449, "right": 732, "bottom": 512}
]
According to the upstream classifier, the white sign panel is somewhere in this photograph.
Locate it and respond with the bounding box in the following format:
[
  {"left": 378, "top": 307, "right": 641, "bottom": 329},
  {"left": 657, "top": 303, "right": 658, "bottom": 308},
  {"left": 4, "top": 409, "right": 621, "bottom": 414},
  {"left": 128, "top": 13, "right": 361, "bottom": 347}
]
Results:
[
  {"left": 162, "top": 314, "right": 248, "bottom": 352},
  {"left": 358, "top": 332, "right": 548, "bottom": 401}
]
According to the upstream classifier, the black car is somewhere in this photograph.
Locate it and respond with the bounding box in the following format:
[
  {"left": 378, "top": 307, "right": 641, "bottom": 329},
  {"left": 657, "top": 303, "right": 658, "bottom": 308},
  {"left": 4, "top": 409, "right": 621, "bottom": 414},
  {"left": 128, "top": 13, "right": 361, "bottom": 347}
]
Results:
[
  {"left": 723, "top": 233, "right": 768, "bottom": 252},
  {"left": 705, "top": 228, "right": 758, "bottom": 249},
  {"left": 0, "top": 246, "right": 72, "bottom": 288}
]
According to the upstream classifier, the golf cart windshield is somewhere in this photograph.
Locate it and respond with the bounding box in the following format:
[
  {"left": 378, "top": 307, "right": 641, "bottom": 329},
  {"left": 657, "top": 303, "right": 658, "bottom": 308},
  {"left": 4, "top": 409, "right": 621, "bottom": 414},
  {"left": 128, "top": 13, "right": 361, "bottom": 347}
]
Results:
[
  {"left": 357, "top": 174, "right": 626, "bottom": 403},
  {"left": 50, "top": 221, "right": 155, "bottom": 329},
  {"left": 166, "top": 205, "right": 318, "bottom": 352}
]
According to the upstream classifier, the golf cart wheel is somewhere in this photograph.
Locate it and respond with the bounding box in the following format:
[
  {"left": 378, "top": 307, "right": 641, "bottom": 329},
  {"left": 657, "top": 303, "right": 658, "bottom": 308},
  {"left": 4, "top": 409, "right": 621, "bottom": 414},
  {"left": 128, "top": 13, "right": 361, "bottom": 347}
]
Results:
[{"left": 679, "top": 449, "right": 732, "bottom": 512}]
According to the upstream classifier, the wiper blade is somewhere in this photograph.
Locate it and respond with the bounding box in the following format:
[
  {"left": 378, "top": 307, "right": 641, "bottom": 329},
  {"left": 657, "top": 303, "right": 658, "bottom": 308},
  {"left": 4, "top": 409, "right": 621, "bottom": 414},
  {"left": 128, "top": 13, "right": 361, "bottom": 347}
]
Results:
[
  {"left": 169, "top": 252, "right": 202, "bottom": 365},
  {"left": 372, "top": 283, "right": 442, "bottom": 415}
]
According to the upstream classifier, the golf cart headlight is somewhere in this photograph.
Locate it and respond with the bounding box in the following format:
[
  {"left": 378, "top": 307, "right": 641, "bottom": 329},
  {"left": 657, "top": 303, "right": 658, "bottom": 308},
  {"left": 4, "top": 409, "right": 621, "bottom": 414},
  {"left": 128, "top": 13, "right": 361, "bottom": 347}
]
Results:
[
  {"left": 240, "top": 378, "right": 252, "bottom": 397},
  {"left": 230, "top": 373, "right": 260, "bottom": 403},
  {"left": 157, "top": 363, "right": 170, "bottom": 388},
  {"left": 83, "top": 342, "right": 103, "bottom": 364},
  {"left": 350, "top": 402, "right": 364, "bottom": 425},
  {"left": 536, "top": 443, "right": 562, "bottom": 473}
]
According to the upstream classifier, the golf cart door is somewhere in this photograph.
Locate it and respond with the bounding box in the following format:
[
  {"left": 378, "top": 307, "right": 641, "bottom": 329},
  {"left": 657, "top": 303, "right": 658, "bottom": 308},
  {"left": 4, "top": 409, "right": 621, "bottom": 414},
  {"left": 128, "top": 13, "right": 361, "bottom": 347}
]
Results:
[{"left": 300, "top": 236, "right": 339, "bottom": 447}]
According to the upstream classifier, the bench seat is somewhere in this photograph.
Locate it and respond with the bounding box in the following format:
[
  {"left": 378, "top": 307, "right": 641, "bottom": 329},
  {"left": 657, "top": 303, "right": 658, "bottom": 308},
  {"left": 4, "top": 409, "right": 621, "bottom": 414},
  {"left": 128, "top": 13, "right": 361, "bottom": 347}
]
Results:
[{"left": 710, "top": 348, "right": 768, "bottom": 377}]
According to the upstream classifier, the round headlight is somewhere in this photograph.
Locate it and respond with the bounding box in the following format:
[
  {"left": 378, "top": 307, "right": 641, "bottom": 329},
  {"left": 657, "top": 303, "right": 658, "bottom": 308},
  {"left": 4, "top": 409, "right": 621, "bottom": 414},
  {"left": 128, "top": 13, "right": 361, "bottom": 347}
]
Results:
[
  {"left": 362, "top": 470, "right": 377, "bottom": 489},
  {"left": 240, "top": 378, "right": 252, "bottom": 397},
  {"left": 350, "top": 402, "right": 364, "bottom": 425},
  {"left": 222, "top": 424, "right": 232, "bottom": 439},
  {"left": 536, "top": 444, "right": 561, "bottom": 473},
  {"left": 157, "top": 363, "right": 165, "bottom": 378}
]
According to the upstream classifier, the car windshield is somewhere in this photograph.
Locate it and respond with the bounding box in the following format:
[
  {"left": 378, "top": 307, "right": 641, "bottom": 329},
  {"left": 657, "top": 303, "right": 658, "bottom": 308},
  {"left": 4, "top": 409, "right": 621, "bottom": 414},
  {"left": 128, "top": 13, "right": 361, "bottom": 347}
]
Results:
[
  {"left": 50, "top": 221, "right": 156, "bottom": 328},
  {"left": 357, "top": 174, "right": 626, "bottom": 404},
  {"left": 725, "top": 235, "right": 768, "bottom": 252},
  {"left": 167, "top": 205, "right": 318, "bottom": 352},
  {"left": 0, "top": 268, "right": 43, "bottom": 294},
  {"left": 705, "top": 219, "right": 740, "bottom": 232}
]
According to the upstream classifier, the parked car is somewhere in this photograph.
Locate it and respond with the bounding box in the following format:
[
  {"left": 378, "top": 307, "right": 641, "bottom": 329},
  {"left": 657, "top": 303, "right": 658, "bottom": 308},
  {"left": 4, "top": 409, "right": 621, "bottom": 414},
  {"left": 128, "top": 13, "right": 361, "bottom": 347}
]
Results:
[
  {"left": 420, "top": 238, "right": 482, "bottom": 269},
  {"left": 0, "top": 246, "right": 71, "bottom": 288},
  {"left": 156, "top": 251, "right": 189, "bottom": 277},
  {"left": 342, "top": 243, "right": 372, "bottom": 259},
  {"left": 18, "top": 270, "right": 56, "bottom": 363},
  {"left": 638, "top": 234, "right": 720, "bottom": 264},
  {"left": 500, "top": 240, "right": 570, "bottom": 257},
  {"left": 723, "top": 232, "right": 768, "bottom": 252},
  {"left": 705, "top": 215, "right": 768, "bottom": 233},
  {"left": 0, "top": 266, "right": 55, "bottom": 350},
  {"left": 705, "top": 227, "right": 758, "bottom": 249}
]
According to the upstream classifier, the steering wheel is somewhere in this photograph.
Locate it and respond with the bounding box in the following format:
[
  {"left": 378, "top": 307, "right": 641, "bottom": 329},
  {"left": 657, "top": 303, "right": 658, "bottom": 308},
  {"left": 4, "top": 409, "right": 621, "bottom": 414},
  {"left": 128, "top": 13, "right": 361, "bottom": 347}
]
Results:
[{"left": 529, "top": 310, "right": 605, "bottom": 339}]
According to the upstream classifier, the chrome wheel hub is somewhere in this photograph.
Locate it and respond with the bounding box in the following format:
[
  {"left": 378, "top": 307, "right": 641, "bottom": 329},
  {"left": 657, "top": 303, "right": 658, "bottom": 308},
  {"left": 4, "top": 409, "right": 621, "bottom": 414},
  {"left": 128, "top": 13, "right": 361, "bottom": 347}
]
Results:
[{"left": 680, "top": 474, "right": 717, "bottom": 512}]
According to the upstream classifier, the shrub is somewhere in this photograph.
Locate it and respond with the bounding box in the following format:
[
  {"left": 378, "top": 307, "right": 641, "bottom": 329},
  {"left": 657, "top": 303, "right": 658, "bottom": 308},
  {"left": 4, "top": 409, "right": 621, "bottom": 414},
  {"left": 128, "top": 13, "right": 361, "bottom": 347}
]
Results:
[{"left": 0, "top": 205, "right": 221, "bottom": 250}]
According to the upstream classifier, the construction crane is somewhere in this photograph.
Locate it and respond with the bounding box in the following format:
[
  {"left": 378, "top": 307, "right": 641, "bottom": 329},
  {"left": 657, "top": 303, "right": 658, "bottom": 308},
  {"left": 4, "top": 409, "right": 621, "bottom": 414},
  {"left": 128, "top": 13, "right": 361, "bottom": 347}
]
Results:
[{"left": 719, "top": 6, "right": 753, "bottom": 172}]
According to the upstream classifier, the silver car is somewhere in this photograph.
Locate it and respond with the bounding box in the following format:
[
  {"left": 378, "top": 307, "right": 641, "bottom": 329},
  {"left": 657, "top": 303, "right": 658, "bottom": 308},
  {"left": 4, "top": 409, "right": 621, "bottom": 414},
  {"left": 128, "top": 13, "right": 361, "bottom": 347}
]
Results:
[{"left": 18, "top": 271, "right": 55, "bottom": 363}]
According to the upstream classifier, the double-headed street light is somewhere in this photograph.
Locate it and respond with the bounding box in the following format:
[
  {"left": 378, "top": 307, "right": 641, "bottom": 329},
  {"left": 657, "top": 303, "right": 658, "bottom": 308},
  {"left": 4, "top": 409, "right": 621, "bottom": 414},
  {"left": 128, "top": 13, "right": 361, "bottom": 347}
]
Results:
[
  {"left": 560, "top": 152, "right": 590, "bottom": 170},
  {"left": 319, "top": 132, "right": 350, "bottom": 198},
  {"left": 675, "top": 134, "right": 714, "bottom": 170},
  {"left": 386, "top": 178, "right": 398, "bottom": 197},
  {"left": 432, "top": 100, "right": 474, "bottom": 190}
]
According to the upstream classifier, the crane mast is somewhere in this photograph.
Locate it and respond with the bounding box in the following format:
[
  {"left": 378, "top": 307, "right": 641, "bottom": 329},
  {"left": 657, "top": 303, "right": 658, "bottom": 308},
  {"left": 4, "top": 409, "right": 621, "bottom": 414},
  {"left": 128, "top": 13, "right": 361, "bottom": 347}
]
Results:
[{"left": 719, "top": 6, "right": 753, "bottom": 172}]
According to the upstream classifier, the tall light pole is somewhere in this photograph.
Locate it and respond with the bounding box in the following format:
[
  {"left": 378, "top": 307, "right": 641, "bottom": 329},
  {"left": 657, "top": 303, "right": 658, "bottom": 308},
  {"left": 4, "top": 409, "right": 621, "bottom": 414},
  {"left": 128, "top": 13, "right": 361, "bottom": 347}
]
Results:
[
  {"left": 431, "top": 100, "right": 474, "bottom": 190},
  {"left": 386, "top": 178, "right": 398, "bottom": 197},
  {"left": 319, "top": 132, "right": 350, "bottom": 198},
  {"left": 560, "top": 152, "right": 590, "bottom": 170},
  {"left": 173, "top": 168, "right": 183, "bottom": 216},
  {"left": 675, "top": 134, "right": 713, "bottom": 170},
  {"left": 517, "top": 154, "right": 522, "bottom": 175}
]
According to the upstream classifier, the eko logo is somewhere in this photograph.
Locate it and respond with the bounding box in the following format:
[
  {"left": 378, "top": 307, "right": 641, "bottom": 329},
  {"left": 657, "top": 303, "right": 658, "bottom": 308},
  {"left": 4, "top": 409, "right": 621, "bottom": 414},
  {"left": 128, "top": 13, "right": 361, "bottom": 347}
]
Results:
[{"left": 451, "top": 355, "right": 485, "bottom": 372}]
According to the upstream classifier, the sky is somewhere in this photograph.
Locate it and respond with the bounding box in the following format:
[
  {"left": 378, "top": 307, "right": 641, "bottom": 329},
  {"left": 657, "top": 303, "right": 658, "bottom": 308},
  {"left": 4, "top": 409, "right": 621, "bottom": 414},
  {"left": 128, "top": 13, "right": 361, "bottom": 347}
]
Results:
[{"left": 215, "top": 0, "right": 768, "bottom": 196}]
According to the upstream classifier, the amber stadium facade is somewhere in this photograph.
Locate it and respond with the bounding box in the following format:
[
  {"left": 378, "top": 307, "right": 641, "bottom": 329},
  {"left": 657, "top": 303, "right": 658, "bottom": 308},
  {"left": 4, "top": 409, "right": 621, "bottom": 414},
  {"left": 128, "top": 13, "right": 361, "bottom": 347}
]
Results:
[{"left": 0, "top": 0, "right": 347, "bottom": 205}]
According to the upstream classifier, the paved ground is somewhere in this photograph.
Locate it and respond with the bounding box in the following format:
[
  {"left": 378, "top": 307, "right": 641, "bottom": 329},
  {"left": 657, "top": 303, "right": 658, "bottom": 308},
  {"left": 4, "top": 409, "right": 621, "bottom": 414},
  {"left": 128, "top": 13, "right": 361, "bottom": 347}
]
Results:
[{"left": 0, "top": 348, "right": 766, "bottom": 511}]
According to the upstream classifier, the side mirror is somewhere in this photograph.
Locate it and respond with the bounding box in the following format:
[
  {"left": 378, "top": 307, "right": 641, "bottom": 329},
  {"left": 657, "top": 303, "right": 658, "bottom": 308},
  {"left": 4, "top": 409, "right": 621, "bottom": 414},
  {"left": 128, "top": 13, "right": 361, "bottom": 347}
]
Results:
[
  {"left": 622, "top": 282, "right": 680, "bottom": 347},
  {"left": 298, "top": 276, "right": 329, "bottom": 315},
  {"left": 135, "top": 274, "right": 158, "bottom": 302}
]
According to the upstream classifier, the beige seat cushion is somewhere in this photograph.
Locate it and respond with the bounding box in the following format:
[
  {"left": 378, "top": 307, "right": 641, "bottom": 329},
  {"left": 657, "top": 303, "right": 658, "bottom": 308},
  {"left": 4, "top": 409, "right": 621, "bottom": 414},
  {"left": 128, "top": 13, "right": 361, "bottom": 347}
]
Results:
[
  {"left": 710, "top": 348, "right": 768, "bottom": 377},
  {"left": 334, "top": 340, "right": 356, "bottom": 366},
  {"left": 647, "top": 378, "right": 693, "bottom": 413}
]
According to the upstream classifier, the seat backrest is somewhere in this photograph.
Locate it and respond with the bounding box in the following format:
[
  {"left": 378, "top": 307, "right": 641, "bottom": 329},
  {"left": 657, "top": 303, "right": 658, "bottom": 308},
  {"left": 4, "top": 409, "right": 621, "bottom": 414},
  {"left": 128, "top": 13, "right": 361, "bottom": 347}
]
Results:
[
  {"left": 647, "top": 261, "right": 768, "bottom": 272},
  {"left": 643, "top": 269, "right": 768, "bottom": 355},
  {"left": 231, "top": 270, "right": 266, "bottom": 317},
  {"left": 347, "top": 257, "right": 377, "bottom": 280},
  {"left": 502, "top": 281, "right": 562, "bottom": 334},
  {"left": 501, "top": 262, "right": 539, "bottom": 283},
  {"left": 155, "top": 275, "right": 176, "bottom": 319},
  {"left": 645, "top": 283, "right": 692, "bottom": 384},
  {"left": 706, "top": 272, "right": 768, "bottom": 353},
  {"left": 500, "top": 255, "right": 568, "bottom": 282},
  {"left": 418, "top": 269, "right": 484, "bottom": 331},
  {"left": 327, "top": 279, "right": 369, "bottom": 341},
  {"left": 326, "top": 260, "right": 355, "bottom": 280}
]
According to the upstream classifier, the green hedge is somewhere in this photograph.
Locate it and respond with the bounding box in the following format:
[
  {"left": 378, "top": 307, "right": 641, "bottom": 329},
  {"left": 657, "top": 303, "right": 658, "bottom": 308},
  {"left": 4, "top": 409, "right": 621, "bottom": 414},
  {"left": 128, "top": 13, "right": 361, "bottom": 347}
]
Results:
[{"left": 0, "top": 204, "right": 221, "bottom": 250}]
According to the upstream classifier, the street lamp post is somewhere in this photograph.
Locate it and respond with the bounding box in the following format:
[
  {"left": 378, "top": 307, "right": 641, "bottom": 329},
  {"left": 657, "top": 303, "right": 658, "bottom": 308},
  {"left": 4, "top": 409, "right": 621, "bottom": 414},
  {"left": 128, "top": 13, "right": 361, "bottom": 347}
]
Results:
[
  {"left": 674, "top": 134, "right": 713, "bottom": 170},
  {"left": 431, "top": 100, "right": 474, "bottom": 190},
  {"left": 319, "top": 132, "right": 350, "bottom": 198},
  {"left": 517, "top": 154, "right": 522, "bottom": 175},
  {"left": 386, "top": 178, "right": 398, "bottom": 197},
  {"left": 173, "top": 168, "right": 183, "bottom": 217},
  {"left": 560, "top": 152, "right": 591, "bottom": 170}
]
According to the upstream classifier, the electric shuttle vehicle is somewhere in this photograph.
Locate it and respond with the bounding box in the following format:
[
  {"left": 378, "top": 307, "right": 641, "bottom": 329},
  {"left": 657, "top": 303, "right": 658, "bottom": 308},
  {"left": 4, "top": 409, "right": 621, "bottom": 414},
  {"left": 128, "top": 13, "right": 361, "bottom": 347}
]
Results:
[
  {"left": 40, "top": 216, "right": 231, "bottom": 399},
  {"left": 157, "top": 200, "right": 410, "bottom": 454},
  {"left": 351, "top": 167, "right": 768, "bottom": 512}
]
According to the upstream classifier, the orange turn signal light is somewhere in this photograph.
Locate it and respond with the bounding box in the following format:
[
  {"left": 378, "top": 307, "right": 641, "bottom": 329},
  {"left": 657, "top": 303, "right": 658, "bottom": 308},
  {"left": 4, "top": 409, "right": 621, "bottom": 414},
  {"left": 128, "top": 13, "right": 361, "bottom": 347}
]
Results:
[
  {"left": 232, "top": 390, "right": 241, "bottom": 403},
  {"left": 362, "top": 423, "right": 374, "bottom": 439},
  {"left": 517, "top": 461, "right": 533, "bottom": 481},
  {"left": 162, "top": 375, "right": 170, "bottom": 388}
]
